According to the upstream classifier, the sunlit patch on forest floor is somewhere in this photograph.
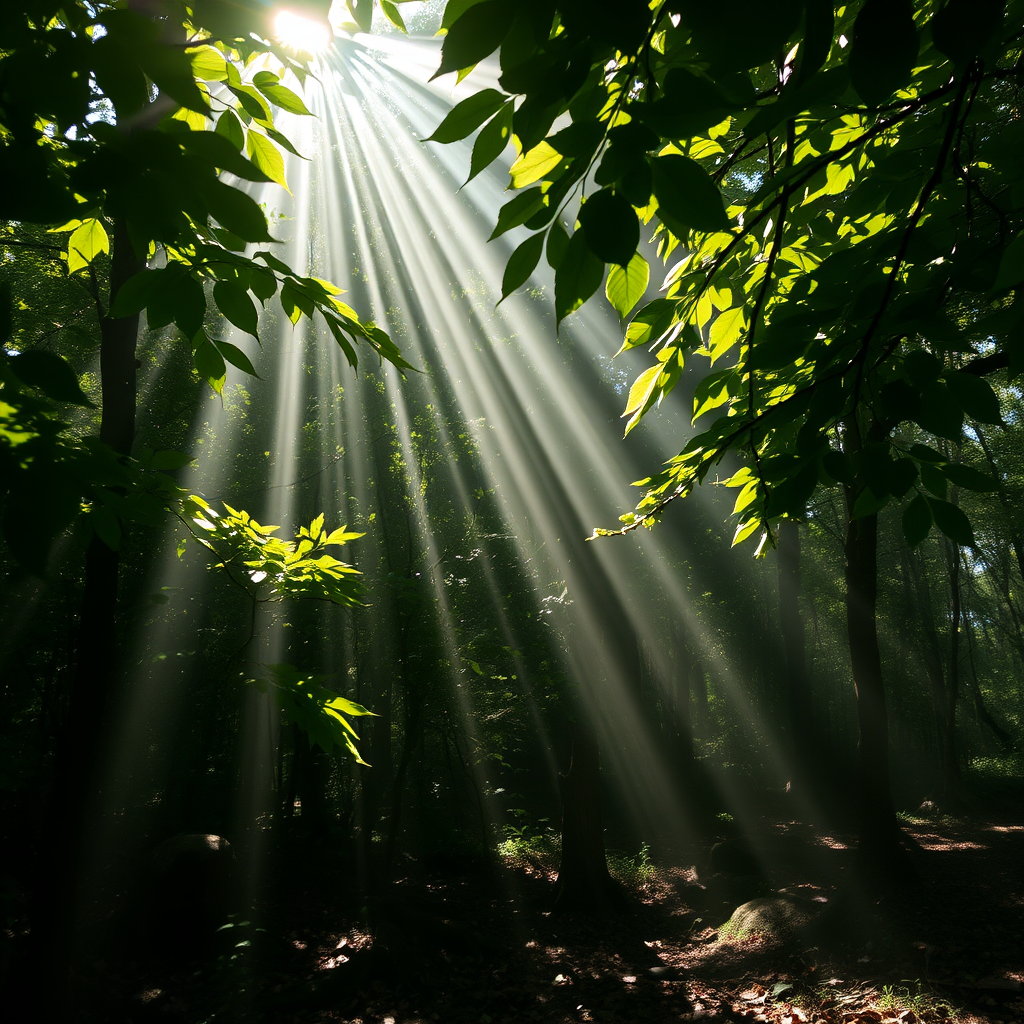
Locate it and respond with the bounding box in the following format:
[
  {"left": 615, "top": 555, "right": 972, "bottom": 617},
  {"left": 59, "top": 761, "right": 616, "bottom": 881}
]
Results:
[{"left": 81, "top": 812, "right": 1024, "bottom": 1024}]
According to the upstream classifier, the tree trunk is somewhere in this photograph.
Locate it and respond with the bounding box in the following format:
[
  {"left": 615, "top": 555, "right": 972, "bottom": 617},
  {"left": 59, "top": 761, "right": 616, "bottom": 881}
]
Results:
[
  {"left": 30, "top": 220, "right": 142, "bottom": 1004},
  {"left": 843, "top": 491, "right": 908, "bottom": 879},
  {"left": 552, "top": 721, "right": 618, "bottom": 912},
  {"left": 944, "top": 535, "right": 962, "bottom": 801},
  {"left": 777, "top": 518, "right": 816, "bottom": 787}
]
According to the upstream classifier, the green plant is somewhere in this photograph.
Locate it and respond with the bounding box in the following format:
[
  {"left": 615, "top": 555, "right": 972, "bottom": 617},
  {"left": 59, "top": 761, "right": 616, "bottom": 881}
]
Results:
[{"left": 607, "top": 843, "right": 657, "bottom": 889}]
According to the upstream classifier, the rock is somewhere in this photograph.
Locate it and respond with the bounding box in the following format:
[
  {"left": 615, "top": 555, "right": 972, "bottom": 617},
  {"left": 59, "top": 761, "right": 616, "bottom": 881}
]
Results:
[{"left": 721, "top": 894, "right": 820, "bottom": 940}]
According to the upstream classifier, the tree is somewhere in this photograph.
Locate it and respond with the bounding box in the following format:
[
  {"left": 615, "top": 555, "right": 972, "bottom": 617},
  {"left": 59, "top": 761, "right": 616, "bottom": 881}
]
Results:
[
  {"left": 430, "top": 0, "right": 1023, "bottom": 876},
  {"left": 0, "top": 0, "right": 410, "bottom": 1002}
]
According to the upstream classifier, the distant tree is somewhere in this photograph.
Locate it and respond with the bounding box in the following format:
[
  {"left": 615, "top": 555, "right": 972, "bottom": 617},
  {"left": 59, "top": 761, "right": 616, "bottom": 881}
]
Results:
[{"left": 430, "top": 0, "right": 1024, "bottom": 878}]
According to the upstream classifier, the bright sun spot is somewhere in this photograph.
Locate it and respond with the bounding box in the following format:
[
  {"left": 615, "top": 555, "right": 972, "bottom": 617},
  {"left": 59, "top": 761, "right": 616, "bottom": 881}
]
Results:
[{"left": 274, "top": 10, "right": 333, "bottom": 53}]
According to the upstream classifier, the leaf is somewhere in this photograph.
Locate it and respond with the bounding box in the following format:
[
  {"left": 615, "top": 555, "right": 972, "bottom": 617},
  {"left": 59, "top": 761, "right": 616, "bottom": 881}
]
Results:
[
  {"left": 848, "top": 0, "right": 918, "bottom": 107},
  {"left": 622, "top": 363, "right": 662, "bottom": 435},
  {"left": 247, "top": 131, "right": 288, "bottom": 190},
  {"left": 347, "top": 0, "right": 374, "bottom": 33},
  {"left": 426, "top": 88, "right": 506, "bottom": 143},
  {"left": 490, "top": 187, "right": 545, "bottom": 239},
  {"left": 201, "top": 180, "right": 273, "bottom": 242},
  {"left": 8, "top": 350, "right": 92, "bottom": 405},
  {"left": 578, "top": 189, "right": 639, "bottom": 268},
  {"left": 509, "top": 141, "right": 563, "bottom": 189},
  {"left": 256, "top": 82, "right": 314, "bottom": 116},
  {"left": 433, "top": 0, "right": 515, "bottom": 80},
  {"left": 606, "top": 253, "right": 649, "bottom": 318},
  {"left": 944, "top": 371, "right": 1002, "bottom": 425},
  {"left": 914, "top": 381, "right": 963, "bottom": 441},
  {"left": 902, "top": 494, "right": 932, "bottom": 547},
  {"left": 213, "top": 338, "right": 258, "bottom": 376},
  {"left": 941, "top": 463, "right": 998, "bottom": 492},
  {"left": 193, "top": 335, "right": 227, "bottom": 390},
  {"left": 213, "top": 280, "right": 259, "bottom": 336},
  {"left": 931, "top": 0, "right": 1004, "bottom": 65},
  {"left": 216, "top": 107, "right": 245, "bottom": 150},
  {"left": 189, "top": 45, "right": 229, "bottom": 82},
  {"left": 380, "top": 0, "right": 407, "bottom": 31},
  {"left": 651, "top": 155, "right": 730, "bottom": 235},
  {"left": 150, "top": 450, "right": 194, "bottom": 470},
  {"left": 67, "top": 218, "right": 109, "bottom": 274},
  {"left": 109, "top": 268, "right": 162, "bottom": 317},
  {"left": 465, "top": 102, "right": 514, "bottom": 184},
  {"left": 928, "top": 497, "right": 975, "bottom": 546},
  {"left": 992, "top": 233, "right": 1024, "bottom": 291},
  {"left": 554, "top": 230, "right": 604, "bottom": 326},
  {"left": 501, "top": 232, "right": 544, "bottom": 301}
]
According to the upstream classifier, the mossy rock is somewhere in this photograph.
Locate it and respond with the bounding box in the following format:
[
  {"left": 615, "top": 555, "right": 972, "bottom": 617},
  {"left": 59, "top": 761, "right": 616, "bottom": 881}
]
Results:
[{"left": 720, "top": 894, "right": 819, "bottom": 940}]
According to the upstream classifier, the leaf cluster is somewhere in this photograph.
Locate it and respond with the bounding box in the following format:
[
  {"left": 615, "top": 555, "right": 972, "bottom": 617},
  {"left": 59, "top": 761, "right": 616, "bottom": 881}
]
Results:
[{"left": 431, "top": 0, "right": 1024, "bottom": 553}]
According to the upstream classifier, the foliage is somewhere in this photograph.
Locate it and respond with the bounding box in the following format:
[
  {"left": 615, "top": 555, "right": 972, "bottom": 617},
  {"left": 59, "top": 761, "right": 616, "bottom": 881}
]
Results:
[
  {"left": 249, "top": 662, "right": 375, "bottom": 764},
  {"left": 180, "top": 496, "right": 365, "bottom": 606},
  {"left": 432, "top": 0, "right": 1024, "bottom": 553}
]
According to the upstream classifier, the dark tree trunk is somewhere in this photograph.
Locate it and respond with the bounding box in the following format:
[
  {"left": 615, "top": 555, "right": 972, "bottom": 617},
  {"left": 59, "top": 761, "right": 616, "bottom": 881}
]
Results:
[
  {"left": 944, "top": 535, "right": 962, "bottom": 801},
  {"left": 777, "top": 518, "right": 816, "bottom": 786},
  {"left": 552, "top": 722, "right": 618, "bottom": 912},
  {"left": 30, "top": 220, "right": 142, "bottom": 1005},
  {"left": 843, "top": 493, "right": 909, "bottom": 879}
]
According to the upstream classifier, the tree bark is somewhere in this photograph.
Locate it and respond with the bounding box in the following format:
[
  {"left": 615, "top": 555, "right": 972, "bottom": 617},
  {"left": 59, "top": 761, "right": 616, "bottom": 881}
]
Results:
[
  {"left": 777, "top": 518, "right": 816, "bottom": 786},
  {"left": 552, "top": 721, "right": 618, "bottom": 912},
  {"left": 843, "top": 490, "right": 908, "bottom": 879},
  {"left": 30, "top": 220, "right": 141, "bottom": 1004}
]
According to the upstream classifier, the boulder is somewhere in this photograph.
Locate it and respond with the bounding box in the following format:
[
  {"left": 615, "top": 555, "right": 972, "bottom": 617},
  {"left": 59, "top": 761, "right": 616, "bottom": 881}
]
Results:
[{"left": 721, "top": 894, "right": 820, "bottom": 940}]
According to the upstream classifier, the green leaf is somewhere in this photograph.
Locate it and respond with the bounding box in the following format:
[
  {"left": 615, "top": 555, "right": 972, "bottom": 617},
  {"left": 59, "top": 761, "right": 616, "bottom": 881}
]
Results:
[
  {"left": 433, "top": 0, "right": 515, "bottom": 80},
  {"left": 465, "top": 102, "right": 514, "bottom": 185},
  {"left": 920, "top": 461, "right": 947, "bottom": 499},
  {"left": 928, "top": 497, "right": 975, "bottom": 547},
  {"left": 174, "top": 275, "right": 207, "bottom": 339},
  {"left": 246, "top": 131, "right": 288, "bottom": 190},
  {"left": 150, "top": 450, "right": 194, "bottom": 470},
  {"left": 902, "top": 494, "right": 932, "bottom": 547},
  {"left": 256, "top": 82, "right": 314, "bottom": 116},
  {"left": 216, "top": 108, "right": 245, "bottom": 150},
  {"left": 554, "top": 230, "right": 604, "bottom": 326},
  {"left": 931, "top": 0, "right": 1004, "bottom": 65},
  {"left": 109, "top": 269, "right": 162, "bottom": 317},
  {"left": 941, "top": 463, "right": 998, "bottom": 492},
  {"left": 490, "top": 187, "right": 545, "bottom": 240},
  {"left": 201, "top": 180, "right": 273, "bottom": 242},
  {"left": 501, "top": 232, "right": 544, "bottom": 301},
  {"left": 651, "top": 155, "right": 730, "bottom": 235},
  {"left": 193, "top": 335, "right": 227, "bottom": 390},
  {"left": 180, "top": 130, "right": 270, "bottom": 182},
  {"left": 67, "top": 218, "right": 109, "bottom": 274},
  {"left": 914, "top": 381, "right": 963, "bottom": 440},
  {"left": 848, "top": 0, "right": 918, "bottom": 107},
  {"left": 212, "top": 338, "right": 259, "bottom": 376},
  {"left": 546, "top": 221, "right": 569, "bottom": 269},
  {"left": 213, "top": 280, "right": 259, "bottom": 336},
  {"left": 509, "top": 141, "right": 563, "bottom": 190},
  {"left": 622, "top": 362, "right": 662, "bottom": 436},
  {"left": 606, "top": 253, "right": 649, "bottom": 318},
  {"left": 189, "top": 45, "right": 229, "bottom": 82},
  {"left": 943, "top": 371, "right": 1002, "bottom": 425},
  {"left": 578, "top": 189, "right": 639, "bottom": 268},
  {"left": 380, "top": 0, "right": 407, "bottom": 31},
  {"left": 8, "top": 350, "right": 92, "bottom": 405},
  {"left": 347, "top": 0, "right": 374, "bottom": 32},
  {"left": 992, "top": 233, "right": 1024, "bottom": 291},
  {"left": 426, "top": 88, "right": 506, "bottom": 143}
]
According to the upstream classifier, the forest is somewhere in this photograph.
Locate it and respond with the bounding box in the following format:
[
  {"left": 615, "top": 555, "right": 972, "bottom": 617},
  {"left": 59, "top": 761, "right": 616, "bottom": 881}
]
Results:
[{"left": 0, "top": 0, "right": 1022, "bottom": 1021}]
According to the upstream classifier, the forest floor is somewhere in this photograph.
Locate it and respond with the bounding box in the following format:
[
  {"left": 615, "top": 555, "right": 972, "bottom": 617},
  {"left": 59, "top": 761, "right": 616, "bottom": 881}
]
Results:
[{"left": 69, "top": 810, "right": 1024, "bottom": 1023}]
